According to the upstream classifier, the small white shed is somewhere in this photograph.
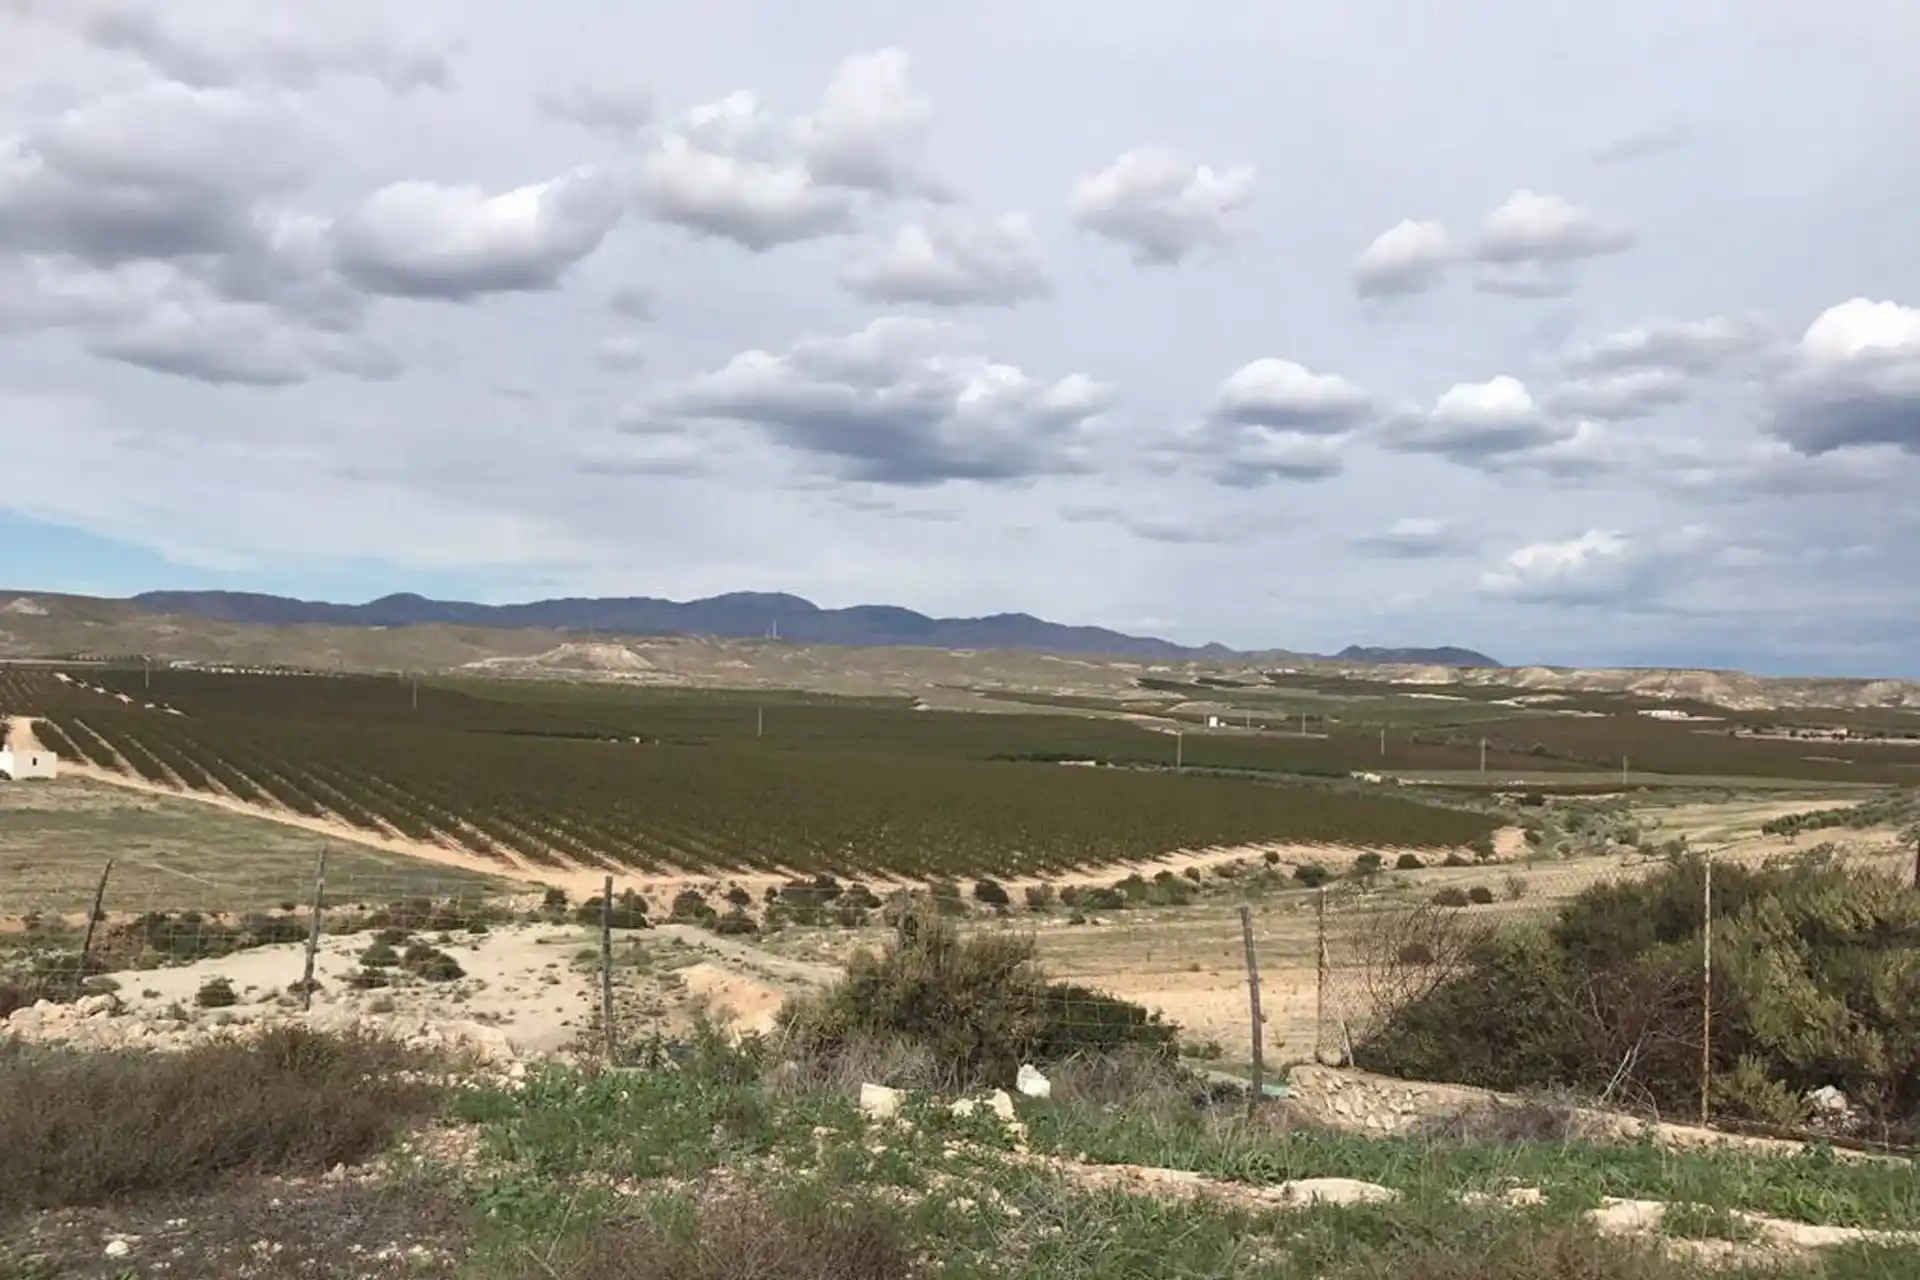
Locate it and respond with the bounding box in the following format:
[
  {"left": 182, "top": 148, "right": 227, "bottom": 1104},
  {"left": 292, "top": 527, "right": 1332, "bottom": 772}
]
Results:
[{"left": 0, "top": 747, "right": 58, "bottom": 780}]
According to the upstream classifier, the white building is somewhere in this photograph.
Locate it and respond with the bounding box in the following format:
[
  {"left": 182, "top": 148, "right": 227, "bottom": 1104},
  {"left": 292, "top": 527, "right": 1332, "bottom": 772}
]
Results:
[{"left": 0, "top": 747, "right": 58, "bottom": 780}]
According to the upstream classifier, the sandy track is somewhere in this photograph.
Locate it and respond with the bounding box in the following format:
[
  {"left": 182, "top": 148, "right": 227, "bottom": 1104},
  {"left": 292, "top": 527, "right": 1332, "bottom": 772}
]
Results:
[{"left": 4, "top": 714, "right": 45, "bottom": 754}]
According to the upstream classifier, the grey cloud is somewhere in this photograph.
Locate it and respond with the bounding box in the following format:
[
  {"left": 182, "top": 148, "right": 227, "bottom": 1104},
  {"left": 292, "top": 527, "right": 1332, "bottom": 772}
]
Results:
[
  {"left": 69, "top": 1, "right": 451, "bottom": 92},
  {"left": 1376, "top": 376, "right": 1570, "bottom": 463},
  {"left": 330, "top": 166, "right": 625, "bottom": 299},
  {"left": 1564, "top": 315, "right": 1772, "bottom": 376},
  {"left": 840, "top": 209, "right": 1050, "bottom": 306},
  {"left": 1351, "top": 518, "right": 1466, "bottom": 556},
  {"left": 635, "top": 51, "right": 943, "bottom": 251},
  {"left": 1068, "top": 146, "right": 1255, "bottom": 265},
  {"left": 1475, "top": 190, "right": 1633, "bottom": 266},
  {"left": 538, "top": 82, "right": 654, "bottom": 135},
  {"left": 1547, "top": 368, "right": 1692, "bottom": 419},
  {"left": 1591, "top": 121, "right": 1691, "bottom": 166},
  {"left": 1059, "top": 504, "right": 1257, "bottom": 544},
  {"left": 594, "top": 334, "right": 646, "bottom": 371},
  {"left": 633, "top": 317, "right": 1115, "bottom": 485},
  {"left": 1472, "top": 263, "right": 1574, "bottom": 299},
  {"left": 0, "top": 82, "right": 310, "bottom": 265},
  {"left": 794, "top": 49, "right": 947, "bottom": 200},
  {"left": 1355, "top": 192, "right": 1632, "bottom": 301},
  {"left": 1479, "top": 525, "right": 1729, "bottom": 608},
  {"left": 607, "top": 285, "right": 655, "bottom": 320},
  {"left": 0, "top": 255, "right": 396, "bottom": 387},
  {"left": 1211, "top": 358, "right": 1374, "bottom": 434},
  {"left": 1352, "top": 219, "right": 1456, "bottom": 298},
  {"left": 1352, "top": 517, "right": 1469, "bottom": 558},
  {"left": 638, "top": 135, "right": 856, "bottom": 250},
  {"left": 1767, "top": 299, "right": 1920, "bottom": 454}
]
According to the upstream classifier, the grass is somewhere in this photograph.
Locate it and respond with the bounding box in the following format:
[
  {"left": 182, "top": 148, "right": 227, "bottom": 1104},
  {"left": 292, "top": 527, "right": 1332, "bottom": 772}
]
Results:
[{"left": 4, "top": 1025, "right": 1918, "bottom": 1277}]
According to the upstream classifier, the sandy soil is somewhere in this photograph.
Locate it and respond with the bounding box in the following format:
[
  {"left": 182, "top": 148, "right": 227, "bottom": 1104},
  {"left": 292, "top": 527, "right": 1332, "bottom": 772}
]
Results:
[{"left": 4, "top": 714, "right": 45, "bottom": 755}]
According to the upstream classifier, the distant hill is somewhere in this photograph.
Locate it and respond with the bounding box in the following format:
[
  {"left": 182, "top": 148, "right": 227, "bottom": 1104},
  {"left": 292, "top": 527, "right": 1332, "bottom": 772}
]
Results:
[
  {"left": 1334, "top": 644, "right": 1503, "bottom": 668},
  {"left": 128, "top": 590, "right": 1255, "bottom": 661}
]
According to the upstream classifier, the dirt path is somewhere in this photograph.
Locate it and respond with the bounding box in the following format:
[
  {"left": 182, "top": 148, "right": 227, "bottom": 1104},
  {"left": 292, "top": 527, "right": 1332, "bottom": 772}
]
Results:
[
  {"left": 4, "top": 714, "right": 44, "bottom": 754},
  {"left": 651, "top": 922, "right": 842, "bottom": 987}
]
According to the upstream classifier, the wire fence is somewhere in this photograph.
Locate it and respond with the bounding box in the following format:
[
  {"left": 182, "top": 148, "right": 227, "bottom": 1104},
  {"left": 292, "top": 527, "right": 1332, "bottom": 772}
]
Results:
[{"left": 4, "top": 840, "right": 1914, "bottom": 1152}]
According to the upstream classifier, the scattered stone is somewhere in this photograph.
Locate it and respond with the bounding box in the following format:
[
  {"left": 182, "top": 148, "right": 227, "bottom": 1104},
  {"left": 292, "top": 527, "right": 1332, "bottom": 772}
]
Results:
[
  {"left": 1016, "top": 1063, "right": 1052, "bottom": 1099},
  {"left": 1807, "top": 1085, "right": 1850, "bottom": 1116},
  {"left": 860, "top": 1082, "right": 905, "bottom": 1121}
]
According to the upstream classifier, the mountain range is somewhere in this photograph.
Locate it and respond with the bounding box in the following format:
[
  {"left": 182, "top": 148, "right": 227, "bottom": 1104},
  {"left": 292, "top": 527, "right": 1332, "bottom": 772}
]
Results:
[{"left": 124, "top": 590, "right": 1503, "bottom": 666}]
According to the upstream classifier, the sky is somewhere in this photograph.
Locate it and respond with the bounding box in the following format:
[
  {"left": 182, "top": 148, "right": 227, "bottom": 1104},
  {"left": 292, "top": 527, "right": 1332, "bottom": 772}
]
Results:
[{"left": 1, "top": 0, "right": 1918, "bottom": 677}]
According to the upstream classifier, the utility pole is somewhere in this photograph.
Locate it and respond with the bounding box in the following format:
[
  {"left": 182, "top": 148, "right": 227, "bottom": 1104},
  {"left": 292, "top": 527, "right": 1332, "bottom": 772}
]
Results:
[
  {"left": 1479, "top": 738, "right": 1487, "bottom": 775},
  {"left": 1176, "top": 731, "right": 1184, "bottom": 770},
  {"left": 1379, "top": 727, "right": 1386, "bottom": 759},
  {"left": 1621, "top": 755, "right": 1629, "bottom": 786},
  {"left": 411, "top": 676, "right": 419, "bottom": 712},
  {"left": 1299, "top": 711, "right": 1307, "bottom": 738},
  {"left": 756, "top": 706, "right": 764, "bottom": 739}
]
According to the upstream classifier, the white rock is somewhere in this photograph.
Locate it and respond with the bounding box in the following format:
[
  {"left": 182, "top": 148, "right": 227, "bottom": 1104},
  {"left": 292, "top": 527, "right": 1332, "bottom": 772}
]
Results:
[
  {"left": 860, "top": 1082, "right": 904, "bottom": 1121},
  {"left": 1277, "top": 1178, "right": 1400, "bottom": 1207},
  {"left": 1016, "top": 1064, "right": 1052, "bottom": 1099},
  {"left": 1807, "top": 1085, "right": 1850, "bottom": 1115},
  {"left": 104, "top": 1239, "right": 132, "bottom": 1259}
]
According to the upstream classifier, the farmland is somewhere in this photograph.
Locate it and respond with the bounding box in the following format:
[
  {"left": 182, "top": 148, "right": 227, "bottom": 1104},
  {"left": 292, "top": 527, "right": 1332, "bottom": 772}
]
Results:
[{"left": 1, "top": 667, "right": 1506, "bottom": 881}]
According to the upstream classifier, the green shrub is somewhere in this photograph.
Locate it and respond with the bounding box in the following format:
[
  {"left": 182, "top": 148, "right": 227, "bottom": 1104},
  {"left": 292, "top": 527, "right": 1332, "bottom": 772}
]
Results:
[
  {"left": 1443, "top": 853, "right": 1472, "bottom": 868},
  {"left": 1359, "top": 853, "right": 1920, "bottom": 1136},
  {"left": 1023, "top": 884, "right": 1056, "bottom": 911},
  {"left": 1293, "top": 863, "right": 1330, "bottom": 889},
  {"left": 778, "top": 899, "right": 1176, "bottom": 1088},
  {"left": 1467, "top": 885, "right": 1496, "bottom": 905},
  {"left": 358, "top": 940, "right": 399, "bottom": 969},
  {"left": 669, "top": 889, "right": 716, "bottom": 924},
  {"left": 193, "top": 976, "right": 236, "bottom": 1009},
  {"left": 1354, "top": 852, "right": 1385, "bottom": 876},
  {"left": 1431, "top": 887, "right": 1470, "bottom": 908},
  {"left": 725, "top": 886, "right": 754, "bottom": 908},
  {"left": 709, "top": 911, "right": 759, "bottom": 938},
  {"left": 972, "top": 878, "right": 1010, "bottom": 907},
  {"left": 1395, "top": 853, "right": 1424, "bottom": 871}
]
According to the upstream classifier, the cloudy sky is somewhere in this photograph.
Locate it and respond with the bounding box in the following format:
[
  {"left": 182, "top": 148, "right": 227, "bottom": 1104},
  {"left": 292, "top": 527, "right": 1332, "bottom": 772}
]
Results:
[{"left": 2, "top": 0, "right": 1918, "bottom": 675}]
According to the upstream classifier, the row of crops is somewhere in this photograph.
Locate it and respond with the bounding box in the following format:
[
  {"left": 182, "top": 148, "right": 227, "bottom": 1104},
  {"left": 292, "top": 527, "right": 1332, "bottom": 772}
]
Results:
[{"left": 8, "top": 668, "right": 1506, "bottom": 878}]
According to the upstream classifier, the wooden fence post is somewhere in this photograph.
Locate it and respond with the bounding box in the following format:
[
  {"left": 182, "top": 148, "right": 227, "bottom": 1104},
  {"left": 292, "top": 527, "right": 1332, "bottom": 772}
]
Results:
[
  {"left": 75, "top": 859, "right": 114, "bottom": 995},
  {"left": 1314, "top": 886, "right": 1329, "bottom": 1065},
  {"left": 600, "top": 874, "right": 616, "bottom": 1062},
  {"left": 1239, "top": 904, "right": 1265, "bottom": 1113},
  {"left": 300, "top": 846, "right": 328, "bottom": 1011}
]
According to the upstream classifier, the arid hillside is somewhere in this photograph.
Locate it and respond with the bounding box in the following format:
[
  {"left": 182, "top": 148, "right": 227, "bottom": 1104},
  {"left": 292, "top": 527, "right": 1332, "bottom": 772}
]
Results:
[{"left": 3, "top": 589, "right": 1918, "bottom": 711}]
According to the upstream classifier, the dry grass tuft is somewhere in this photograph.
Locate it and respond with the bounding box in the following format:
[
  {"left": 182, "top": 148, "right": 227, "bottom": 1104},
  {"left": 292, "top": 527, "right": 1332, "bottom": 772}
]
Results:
[
  {"left": 0, "top": 1026, "right": 446, "bottom": 1214},
  {"left": 504, "top": 1189, "right": 921, "bottom": 1280}
]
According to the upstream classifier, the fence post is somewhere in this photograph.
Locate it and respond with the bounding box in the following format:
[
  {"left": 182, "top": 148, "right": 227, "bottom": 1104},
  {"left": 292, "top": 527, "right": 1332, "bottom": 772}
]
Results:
[
  {"left": 600, "top": 874, "right": 616, "bottom": 1062},
  {"left": 1238, "top": 904, "right": 1265, "bottom": 1113},
  {"left": 1314, "top": 885, "right": 1329, "bottom": 1065},
  {"left": 75, "top": 859, "right": 114, "bottom": 995},
  {"left": 1700, "top": 855, "right": 1713, "bottom": 1126},
  {"left": 300, "top": 846, "right": 328, "bottom": 1012}
]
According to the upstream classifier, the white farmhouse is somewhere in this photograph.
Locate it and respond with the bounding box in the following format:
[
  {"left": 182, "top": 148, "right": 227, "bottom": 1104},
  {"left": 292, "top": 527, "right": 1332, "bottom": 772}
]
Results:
[{"left": 0, "top": 747, "right": 58, "bottom": 780}]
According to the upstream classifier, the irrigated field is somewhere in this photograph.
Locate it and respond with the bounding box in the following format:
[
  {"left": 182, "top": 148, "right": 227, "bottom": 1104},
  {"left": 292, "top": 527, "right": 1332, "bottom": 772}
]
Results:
[{"left": 3, "top": 668, "right": 1509, "bottom": 882}]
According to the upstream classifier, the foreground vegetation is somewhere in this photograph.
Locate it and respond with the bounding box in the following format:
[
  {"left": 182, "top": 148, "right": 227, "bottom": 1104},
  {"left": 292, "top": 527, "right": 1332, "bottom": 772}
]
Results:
[
  {"left": 1357, "top": 851, "right": 1920, "bottom": 1143},
  {"left": 6, "top": 1025, "right": 1918, "bottom": 1277}
]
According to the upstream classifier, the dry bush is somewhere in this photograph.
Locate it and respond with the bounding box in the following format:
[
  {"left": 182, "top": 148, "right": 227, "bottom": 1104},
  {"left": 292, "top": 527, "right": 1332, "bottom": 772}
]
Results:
[
  {"left": 1334, "top": 1223, "right": 1706, "bottom": 1280},
  {"left": 0, "top": 1027, "right": 445, "bottom": 1213},
  {"left": 503, "top": 1189, "right": 919, "bottom": 1280},
  {"left": 1353, "top": 900, "right": 1496, "bottom": 1041},
  {"left": 1412, "top": 1094, "right": 1586, "bottom": 1145}
]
